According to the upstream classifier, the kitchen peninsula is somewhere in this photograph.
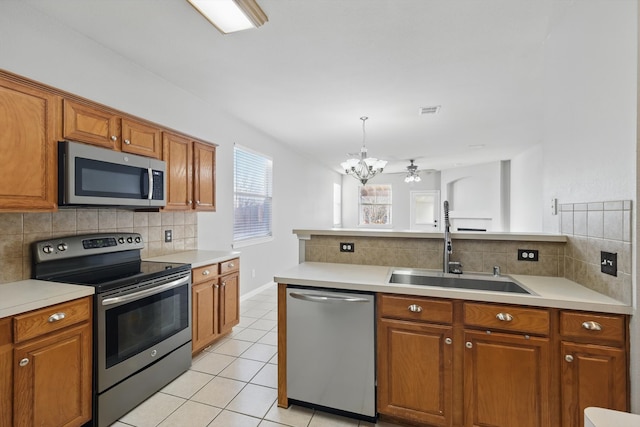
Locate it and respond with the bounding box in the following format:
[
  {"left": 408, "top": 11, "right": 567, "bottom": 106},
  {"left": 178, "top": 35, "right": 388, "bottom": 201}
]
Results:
[{"left": 275, "top": 229, "right": 632, "bottom": 427}]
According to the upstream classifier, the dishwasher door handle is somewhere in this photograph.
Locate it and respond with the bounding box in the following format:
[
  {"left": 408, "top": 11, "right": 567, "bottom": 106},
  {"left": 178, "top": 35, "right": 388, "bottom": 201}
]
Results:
[{"left": 289, "top": 292, "right": 370, "bottom": 303}]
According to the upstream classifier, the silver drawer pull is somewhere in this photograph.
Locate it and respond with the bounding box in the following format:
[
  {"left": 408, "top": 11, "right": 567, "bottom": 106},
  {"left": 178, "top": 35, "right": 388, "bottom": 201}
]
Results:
[
  {"left": 565, "top": 354, "right": 574, "bottom": 363},
  {"left": 202, "top": 270, "right": 210, "bottom": 276},
  {"left": 228, "top": 263, "right": 235, "bottom": 268},
  {"left": 445, "top": 338, "right": 452, "bottom": 345},
  {"left": 496, "top": 312, "right": 513, "bottom": 322},
  {"left": 408, "top": 304, "right": 422, "bottom": 313},
  {"left": 582, "top": 321, "right": 602, "bottom": 331},
  {"left": 465, "top": 341, "right": 473, "bottom": 349},
  {"left": 48, "top": 312, "right": 66, "bottom": 323},
  {"left": 19, "top": 358, "right": 29, "bottom": 367},
  {"left": 124, "top": 139, "right": 131, "bottom": 145}
]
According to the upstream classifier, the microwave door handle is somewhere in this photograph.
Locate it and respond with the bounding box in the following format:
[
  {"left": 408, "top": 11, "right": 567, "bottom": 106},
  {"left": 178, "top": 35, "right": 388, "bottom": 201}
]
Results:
[{"left": 147, "top": 168, "right": 153, "bottom": 200}]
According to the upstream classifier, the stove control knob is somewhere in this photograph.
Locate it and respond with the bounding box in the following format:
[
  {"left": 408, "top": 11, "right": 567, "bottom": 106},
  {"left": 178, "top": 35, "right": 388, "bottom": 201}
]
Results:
[
  {"left": 135, "top": 236, "right": 141, "bottom": 243},
  {"left": 57, "top": 243, "right": 68, "bottom": 251},
  {"left": 42, "top": 245, "right": 54, "bottom": 254},
  {"left": 127, "top": 237, "right": 133, "bottom": 243},
  {"left": 118, "top": 237, "right": 125, "bottom": 244}
]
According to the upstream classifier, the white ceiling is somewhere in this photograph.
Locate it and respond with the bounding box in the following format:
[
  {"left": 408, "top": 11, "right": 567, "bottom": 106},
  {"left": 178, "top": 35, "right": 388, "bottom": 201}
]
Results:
[{"left": 24, "top": 0, "right": 571, "bottom": 174}]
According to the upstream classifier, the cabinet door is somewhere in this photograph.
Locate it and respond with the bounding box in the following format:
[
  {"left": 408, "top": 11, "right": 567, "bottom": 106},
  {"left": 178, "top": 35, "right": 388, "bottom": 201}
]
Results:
[
  {"left": 121, "top": 118, "right": 162, "bottom": 159},
  {"left": 192, "top": 280, "right": 220, "bottom": 354},
  {"left": 378, "top": 318, "right": 453, "bottom": 426},
  {"left": 561, "top": 342, "right": 627, "bottom": 427},
  {"left": 193, "top": 141, "right": 216, "bottom": 211},
  {"left": 13, "top": 322, "right": 92, "bottom": 427},
  {"left": 62, "top": 99, "right": 119, "bottom": 149},
  {"left": 219, "top": 272, "right": 239, "bottom": 334},
  {"left": 464, "top": 330, "right": 551, "bottom": 427},
  {"left": 0, "top": 319, "right": 12, "bottom": 427},
  {"left": 163, "top": 132, "right": 194, "bottom": 210},
  {"left": 0, "top": 79, "right": 58, "bottom": 211}
]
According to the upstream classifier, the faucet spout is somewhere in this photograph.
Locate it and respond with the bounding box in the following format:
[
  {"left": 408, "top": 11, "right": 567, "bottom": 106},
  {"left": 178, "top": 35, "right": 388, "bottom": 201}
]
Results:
[{"left": 443, "top": 201, "right": 452, "bottom": 273}]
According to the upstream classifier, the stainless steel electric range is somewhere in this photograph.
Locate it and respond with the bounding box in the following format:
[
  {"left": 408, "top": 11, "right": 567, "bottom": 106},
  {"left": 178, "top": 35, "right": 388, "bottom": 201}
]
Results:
[{"left": 32, "top": 232, "right": 192, "bottom": 427}]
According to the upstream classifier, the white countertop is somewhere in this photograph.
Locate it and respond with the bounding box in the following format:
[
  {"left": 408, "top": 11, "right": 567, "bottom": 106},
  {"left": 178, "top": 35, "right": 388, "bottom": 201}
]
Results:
[
  {"left": 274, "top": 262, "right": 632, "bottom": 314},
  {"left": 145, "top": 250, "right": 240, "bottom": 268},
  {"left": 585, "top": 407, "right": 640, "bottom": 427},
  {"left": 293, "top": 228, "right": 567, "bottom": 242},
  {"left": 0, "top": 280, "right": 95, "bottom": 319}
]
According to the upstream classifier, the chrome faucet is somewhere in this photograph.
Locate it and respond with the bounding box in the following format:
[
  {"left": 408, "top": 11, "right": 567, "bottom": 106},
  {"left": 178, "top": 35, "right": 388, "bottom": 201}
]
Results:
[{"left": 443, "top": 201, "right": 462, "bottom": 274}]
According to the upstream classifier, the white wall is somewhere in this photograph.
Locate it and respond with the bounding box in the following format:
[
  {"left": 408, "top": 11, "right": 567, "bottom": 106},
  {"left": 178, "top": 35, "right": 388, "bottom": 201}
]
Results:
[
  {"left": 510, "top": 145, "right": 543, "bottom": 232},
  {"left": 0, "top": 1, "right": 340, "bottom": 295}
]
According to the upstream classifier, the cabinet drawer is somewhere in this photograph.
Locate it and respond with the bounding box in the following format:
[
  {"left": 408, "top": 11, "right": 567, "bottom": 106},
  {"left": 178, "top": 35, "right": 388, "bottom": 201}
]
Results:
[
  {"left": 220, "top": 258, "right": 239, "bottom": 275},
  {"left": 192, "top": 264, "right": 218, "bottom": 284},
  {"left": 464, "top": 302, "right": 549, "bottom": 335},
  {"left": 13, "top": 297, "right": 91, "bottom": 343},
  {"left": 378, "top": 294, "right": 453, "bottom": 324},
  {"left": 560, "top": 311, "right": 625, "bottom": 343}
]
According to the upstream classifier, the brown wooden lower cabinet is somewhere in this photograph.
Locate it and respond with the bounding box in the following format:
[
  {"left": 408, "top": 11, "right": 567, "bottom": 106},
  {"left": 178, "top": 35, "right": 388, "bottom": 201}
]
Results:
[
  {"left": 191, "top": 258, "right": 240, "bottom": 355},
  {"left": 374, "top": 295, "right": 629, "bottom": 427}
]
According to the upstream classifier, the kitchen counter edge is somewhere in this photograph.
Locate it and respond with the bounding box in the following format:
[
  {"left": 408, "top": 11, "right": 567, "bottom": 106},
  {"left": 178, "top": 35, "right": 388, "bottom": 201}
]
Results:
[
  {"left": 144, "top": 250, "right": 240, "bottom": 268},
  {"left": 274, "top": 262, "right": 632, "bottom": 315},
  {"left": 0, "top": 280, "right": 95, "bottom": 319}
]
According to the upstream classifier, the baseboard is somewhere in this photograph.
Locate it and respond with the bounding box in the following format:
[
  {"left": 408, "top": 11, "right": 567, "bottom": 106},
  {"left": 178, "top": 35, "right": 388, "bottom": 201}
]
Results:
[{"left": 240, "top": 281, "right": 276, "bottom": 301}]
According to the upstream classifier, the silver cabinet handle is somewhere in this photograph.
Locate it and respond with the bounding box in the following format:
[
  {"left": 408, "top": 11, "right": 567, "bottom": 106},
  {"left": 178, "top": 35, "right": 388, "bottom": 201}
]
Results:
[
  {"left": 496, "top": 312, "right": 513, "bottom": 322},
  {"left": 48, "top": 312, "right": 66, "bottom": 323},
  {"left": 111, "top": 135, "right": 117, "bottom": 141},
  {"left": 582, "top": 321, "right": 602, "bottom": 331},
  {"left": 124, "top": 139, "right": 131, "bottom": 145},
  {"left": 289, "top": 292, "right": 370, "bottom": 303},
  {"left": 229, "top": 263, "right": 235, "bottom": 268},
  {"left": 408, "top": 304, "right": 422, "bottom": 313},
  {"left": 202, "top": 270, "right": 210, "bottom": 276},
  {"left": 147, "top": 168, "right": 153, "bottom": 200},
  {"left": 188, "top": 200, "right": 193, "bottom": 204},
  {"left": 196, "top": 200, "right": 201, "bottom": 205},
  {"left": 565, "top": 355, "right": 574, "bottom": 363},
  {"left": 19, "top": 358, "right": 29, "bottom": 367},
  {"left": 465, "top": 342, "right": 473, "bottom": 349},
  {"left": 214, "top": 284, "right": 219, "bottom": 289},
  {"left": 222, "top": 281, "right": 226, "bottom": 287},
  {"left": 102, "top": 275, "right": 190, "bottom": 306},
  {"left": 445, "top": 338, "right": 452, "bottom": 345}
]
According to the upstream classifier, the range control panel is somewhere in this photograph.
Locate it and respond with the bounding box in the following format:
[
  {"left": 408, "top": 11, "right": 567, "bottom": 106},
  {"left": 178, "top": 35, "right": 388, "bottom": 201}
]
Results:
[{"left": 33, "top": 233, "right": 144, "bottom": 262}]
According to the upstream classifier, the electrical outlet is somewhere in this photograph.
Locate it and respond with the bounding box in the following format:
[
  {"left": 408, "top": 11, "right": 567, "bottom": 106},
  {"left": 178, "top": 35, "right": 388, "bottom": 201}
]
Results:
[
  {"left": 340, "top": 242, "right": 355, "bottom": 252},
  {"left": 517, "top": 249, "right": 539, "bottom": 261},
  {"left": 164, "top": 229, "right": 172, "bottom": 243},
  {"left": 601, "top": 251, "right": 617, "bottom": 276}
]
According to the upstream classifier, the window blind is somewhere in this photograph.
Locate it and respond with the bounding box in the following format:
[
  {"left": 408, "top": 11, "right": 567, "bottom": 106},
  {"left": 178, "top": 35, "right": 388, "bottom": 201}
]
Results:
[{"left": 233, "top": 145, "right": 273, "bottom": 243}]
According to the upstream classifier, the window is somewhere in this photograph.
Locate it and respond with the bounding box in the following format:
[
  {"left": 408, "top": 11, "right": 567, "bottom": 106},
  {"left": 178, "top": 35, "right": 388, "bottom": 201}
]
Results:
[
  {"left": 359, "top": 184, "right": 392, "bottom": 226},
  {"left": 233, "top": 145, "right": 273, "bottom": 246},
  {"left": 333, "top": 183, "right": 342, "bottom": 227}
]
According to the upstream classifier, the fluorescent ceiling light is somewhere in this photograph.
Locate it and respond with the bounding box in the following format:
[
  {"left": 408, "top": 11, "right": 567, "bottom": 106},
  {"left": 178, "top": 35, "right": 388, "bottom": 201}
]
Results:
[{"left": 188, "top": 0, "right": 268, "bottom": 34}]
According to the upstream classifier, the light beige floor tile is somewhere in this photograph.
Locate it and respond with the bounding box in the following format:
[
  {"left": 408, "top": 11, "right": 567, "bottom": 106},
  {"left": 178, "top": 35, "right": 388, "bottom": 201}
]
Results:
[
  {"left": 258, "top": 420, "right": 290, "bottom": 427},
  {"left": 160, "top": 369, "right": 213, "bottom": 399},
  {"left": 190, "top": 376, "right": 246, "bottom": 408},
  {"left": 250, "top": 363, "right": 277, "bottom": 389},
  {"left": 157, "top": 400, "right": 221, "bottom": 427},
  {"left": 211, "top": 338, "right": 253, "bottom": 356},
  {"left": 257, "top": 331, "right": 278, "bottom": 346},
  {"left": 264, "top": 401, "right": 314, "bottom": 427},
  {"left": 262, "top": 311, "right": 278, "bottom": 321},
  {"left": 252, "top": 302, "right": 277, "bottom": 311},
  {"left": 226, "top": 384, "right": 278, "bottom": 418},
  {"left": 268, "top": 353, "right": 278, "bottom": 365},
  {"left": 119, "top": 392, "right": 185, "bottom": 427},
  {"left": 218, "top": 357, "right": 266, "bottom": 382},
  {"left": 228, "top": 326, "right": 246, "bottom": 337},
  {"left": 242, "top": 308, "right": 271, "bottom": 318},
  {"left": 240, "top": 343, "right": 277, "bottom": 362},
  {"left": 248, "top": 319, "right": 277, "bottom": 331},
  {"left": 191, "top": 352, "right": 236, "bottom": 375},
  {"left": 309, "top": 411, "right": 360, "bottom": 427},
  {"left": 233, "top": 328, "right": 268, "bottom": 342},
  {"left": 238, "top": 317, "right": 258, "bottom": 328},
  {"left": 240, "top": 300, "right": 261, "bottom": 310},
  {"left": 208, "top": 410, "right": 261, "bottom": 427},
  {"left": 203, "top": 336, "right": 231, "bottom": 352},
  {"left": 109, "top": 423, "right": 129, "bottom": 427}
]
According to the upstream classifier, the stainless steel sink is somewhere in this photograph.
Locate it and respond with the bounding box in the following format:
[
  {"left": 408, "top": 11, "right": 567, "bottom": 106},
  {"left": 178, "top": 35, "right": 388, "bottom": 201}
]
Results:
[{"left": 388, "top": 269, "right": 534, "bottom": 295}]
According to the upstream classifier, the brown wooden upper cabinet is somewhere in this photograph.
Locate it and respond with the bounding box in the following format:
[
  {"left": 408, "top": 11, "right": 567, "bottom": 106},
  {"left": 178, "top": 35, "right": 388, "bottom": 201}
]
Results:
[
  {"left": 63, "top": 99, "right": 162, "bottom": 159},
  {"left": 163, "top": 132, "right": 216, "bottom": 211},
  {"left": 0, "top": 77, "right": 58, "bottom": 211}
]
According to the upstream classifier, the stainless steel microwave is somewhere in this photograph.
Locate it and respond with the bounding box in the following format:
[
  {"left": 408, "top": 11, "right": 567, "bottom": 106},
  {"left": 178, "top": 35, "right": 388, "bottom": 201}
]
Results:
[{"left": 58, "top": 141, "right": 166, "bottom": 208}]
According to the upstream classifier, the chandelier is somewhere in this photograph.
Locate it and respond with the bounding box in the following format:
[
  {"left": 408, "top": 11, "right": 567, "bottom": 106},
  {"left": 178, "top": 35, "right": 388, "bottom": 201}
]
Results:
[
  {"left": 404, "top": 159, "right": 421, "bottom": 183},
  {"left": 340, "top": 117, "right": 387, "bottom": 185}
]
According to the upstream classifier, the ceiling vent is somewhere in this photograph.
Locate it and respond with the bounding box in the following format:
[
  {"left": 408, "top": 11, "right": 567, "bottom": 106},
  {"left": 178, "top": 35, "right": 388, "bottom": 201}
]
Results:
[{"left": 418, "top": 105, "right": 441, "bottom": 115}]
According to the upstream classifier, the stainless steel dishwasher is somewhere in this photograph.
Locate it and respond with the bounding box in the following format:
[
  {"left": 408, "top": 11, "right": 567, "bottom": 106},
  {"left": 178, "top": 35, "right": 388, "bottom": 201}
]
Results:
[{"left": 286, "top": 286, "right": 376, "bottom": 422}]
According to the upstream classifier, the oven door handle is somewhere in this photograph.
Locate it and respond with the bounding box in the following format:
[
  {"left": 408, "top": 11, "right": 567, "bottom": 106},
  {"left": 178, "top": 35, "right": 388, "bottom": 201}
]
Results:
[{"left": 101, "top": 275, "right": 190, "bottom": 306}]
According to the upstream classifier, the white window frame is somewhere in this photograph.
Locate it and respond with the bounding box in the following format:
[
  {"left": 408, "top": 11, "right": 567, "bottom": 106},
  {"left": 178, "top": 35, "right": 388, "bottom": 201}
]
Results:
[
  {"left": 232, "top": 144, "right": 273, "bottom": 248},
  {"left": 358, "top": 184, "right": 392, "bottom": 227}
]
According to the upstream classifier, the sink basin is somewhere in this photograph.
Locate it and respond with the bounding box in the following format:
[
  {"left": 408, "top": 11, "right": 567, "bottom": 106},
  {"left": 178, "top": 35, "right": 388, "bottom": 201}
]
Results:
[{"left": 388, "top": 269, "right": 533, "bottom": 294}]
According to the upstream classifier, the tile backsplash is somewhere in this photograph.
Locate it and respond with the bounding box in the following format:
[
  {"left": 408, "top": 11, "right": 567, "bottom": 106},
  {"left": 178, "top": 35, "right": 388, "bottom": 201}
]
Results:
[
  {"left": 560, "top": 200, "right": 632, "bottom": 304},
  {"left": 0, "top": 209, "right": 197, "bottom": 284}
]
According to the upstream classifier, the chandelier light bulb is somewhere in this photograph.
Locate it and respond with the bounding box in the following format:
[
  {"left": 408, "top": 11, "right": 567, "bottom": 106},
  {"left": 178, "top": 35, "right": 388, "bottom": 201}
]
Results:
[{"left": 340, "top": 117, "right": 386, "bottom": 185}]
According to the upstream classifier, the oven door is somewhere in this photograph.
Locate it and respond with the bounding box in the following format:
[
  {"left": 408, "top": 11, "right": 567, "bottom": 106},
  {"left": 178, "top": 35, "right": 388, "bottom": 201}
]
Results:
[{"left": 96, "top": 271, "right": 191, "bottom": 393}]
